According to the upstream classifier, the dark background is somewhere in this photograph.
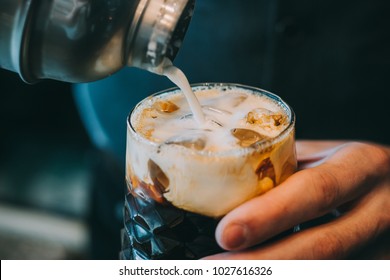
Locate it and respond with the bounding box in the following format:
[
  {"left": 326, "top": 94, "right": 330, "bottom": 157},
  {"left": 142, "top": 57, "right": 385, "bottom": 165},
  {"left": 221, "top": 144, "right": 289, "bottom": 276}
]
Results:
[{"left": 0, "top": 70, "right": 92, "bottom": 259}]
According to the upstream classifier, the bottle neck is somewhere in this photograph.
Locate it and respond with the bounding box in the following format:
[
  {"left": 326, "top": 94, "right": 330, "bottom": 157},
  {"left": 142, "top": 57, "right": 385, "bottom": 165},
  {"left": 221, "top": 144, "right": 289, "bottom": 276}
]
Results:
[
  {"left": 0, "top": 0, "right": 195, "bottom": 83},
  {"left": 126, "top": 0, "right": 195, "bottom": 73}
]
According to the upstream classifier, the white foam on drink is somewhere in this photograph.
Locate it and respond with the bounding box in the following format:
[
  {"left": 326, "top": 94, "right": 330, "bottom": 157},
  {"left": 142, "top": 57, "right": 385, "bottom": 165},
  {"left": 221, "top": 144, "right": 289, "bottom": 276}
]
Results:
[{"left": 133, "top": 86, "right": 288, "bottom": 152}]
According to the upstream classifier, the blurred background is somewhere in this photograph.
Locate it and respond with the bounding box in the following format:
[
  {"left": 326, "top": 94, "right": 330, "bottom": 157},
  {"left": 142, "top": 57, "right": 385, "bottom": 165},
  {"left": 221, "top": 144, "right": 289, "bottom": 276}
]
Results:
[{"left": 0, "top": 69, "right": 92, "bottom": 259}]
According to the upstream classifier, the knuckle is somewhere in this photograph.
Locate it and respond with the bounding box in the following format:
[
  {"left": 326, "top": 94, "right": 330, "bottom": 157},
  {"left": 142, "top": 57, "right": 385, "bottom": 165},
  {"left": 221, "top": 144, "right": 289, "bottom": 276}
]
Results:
[
  {"left": 349, "top": 142, "right": 390, "bottom": 175},
  {"left": 306, "top": 168, "right": 340, "bottom": 214},
  {"left": 370, "top": 145, "right": 390, "bottom": 176}
]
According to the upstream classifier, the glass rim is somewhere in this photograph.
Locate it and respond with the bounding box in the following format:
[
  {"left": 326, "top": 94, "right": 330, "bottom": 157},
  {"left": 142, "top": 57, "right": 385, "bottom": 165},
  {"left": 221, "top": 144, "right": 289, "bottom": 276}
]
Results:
[{"left": 127, "top": 82, "right": 295, "bottom": 158}]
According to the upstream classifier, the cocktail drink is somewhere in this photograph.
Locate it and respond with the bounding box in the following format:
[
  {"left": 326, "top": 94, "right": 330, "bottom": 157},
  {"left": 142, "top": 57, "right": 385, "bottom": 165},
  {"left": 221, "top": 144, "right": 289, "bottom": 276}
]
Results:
[{"left": 120, "top": 83, "right": 296, "bottom": 260}]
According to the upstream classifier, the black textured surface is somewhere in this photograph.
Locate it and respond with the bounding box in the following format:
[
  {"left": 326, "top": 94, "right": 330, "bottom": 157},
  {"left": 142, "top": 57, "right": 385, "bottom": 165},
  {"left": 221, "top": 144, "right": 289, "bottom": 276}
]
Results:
[{"left": 120, "top": 193, "right": 223, "bottom": 260}]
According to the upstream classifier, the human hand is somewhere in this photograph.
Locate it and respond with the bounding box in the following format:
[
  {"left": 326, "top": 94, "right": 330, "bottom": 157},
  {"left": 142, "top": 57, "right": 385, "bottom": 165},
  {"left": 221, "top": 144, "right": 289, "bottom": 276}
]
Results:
[{"left": 204, "top": 140, "right": 390, "bottom": 259}]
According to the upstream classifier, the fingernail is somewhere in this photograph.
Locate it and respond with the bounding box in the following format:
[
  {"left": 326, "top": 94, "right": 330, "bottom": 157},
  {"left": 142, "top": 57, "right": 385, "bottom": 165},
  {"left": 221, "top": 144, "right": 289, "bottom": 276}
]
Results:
[{"left": 223, "top": 223, "right": 248, "bottom": 250}]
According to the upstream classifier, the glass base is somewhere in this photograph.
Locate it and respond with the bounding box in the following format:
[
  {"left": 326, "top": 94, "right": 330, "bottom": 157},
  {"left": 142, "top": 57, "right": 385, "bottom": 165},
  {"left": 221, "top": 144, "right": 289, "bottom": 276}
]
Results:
[{"left": 120, "top": 192, "right": 223, "bottom": 260}]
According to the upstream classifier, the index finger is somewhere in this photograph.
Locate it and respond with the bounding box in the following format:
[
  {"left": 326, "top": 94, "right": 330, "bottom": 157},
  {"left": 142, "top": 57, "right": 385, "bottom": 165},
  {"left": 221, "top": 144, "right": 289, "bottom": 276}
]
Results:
[{"left": 215, "top": 142, "right": 388, "bottom": 251}]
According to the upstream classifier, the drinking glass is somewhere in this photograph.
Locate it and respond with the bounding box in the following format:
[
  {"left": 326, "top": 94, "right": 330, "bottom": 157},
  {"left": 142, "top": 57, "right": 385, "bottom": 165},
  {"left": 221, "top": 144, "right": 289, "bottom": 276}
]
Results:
[{"left": 120, "top": 83, "right": 296, "bottom": 260}]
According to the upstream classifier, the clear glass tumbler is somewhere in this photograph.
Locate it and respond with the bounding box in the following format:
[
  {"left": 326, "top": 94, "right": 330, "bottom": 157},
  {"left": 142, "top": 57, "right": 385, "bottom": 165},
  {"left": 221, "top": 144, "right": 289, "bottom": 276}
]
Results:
[{"left": 120, "top": 83, "right": 296, "bottom": 260}]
